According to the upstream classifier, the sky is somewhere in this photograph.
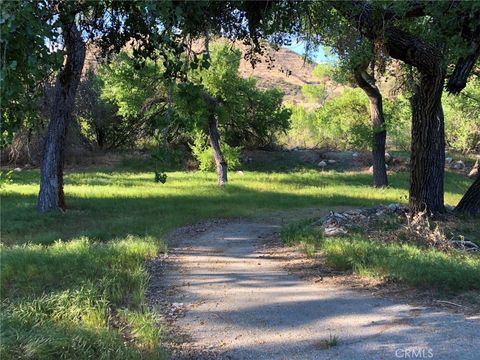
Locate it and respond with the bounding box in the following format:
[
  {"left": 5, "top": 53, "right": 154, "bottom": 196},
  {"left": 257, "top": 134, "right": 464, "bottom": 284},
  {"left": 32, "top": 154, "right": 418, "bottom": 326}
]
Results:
[{"left": 283, "top": 39, "right": 334, "bottom": 64}]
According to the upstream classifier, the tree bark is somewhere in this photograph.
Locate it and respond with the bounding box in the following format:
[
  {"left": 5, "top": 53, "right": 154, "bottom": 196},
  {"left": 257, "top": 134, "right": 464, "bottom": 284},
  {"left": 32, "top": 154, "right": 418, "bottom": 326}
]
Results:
[
  {"left": 409, "top": 72, "right": 446, "bottom": 214},
  {"left": 37, "top": 22, "right": 85, "bottom": 212},
  {"left": 455, "top": 175, "right": 480, "bottom": 216},
  {"left": 208, "top": 115, "right": 228, "bottom": 186},
  {"left": 354, "top": 67, "right": 388, "bottom": 187}
]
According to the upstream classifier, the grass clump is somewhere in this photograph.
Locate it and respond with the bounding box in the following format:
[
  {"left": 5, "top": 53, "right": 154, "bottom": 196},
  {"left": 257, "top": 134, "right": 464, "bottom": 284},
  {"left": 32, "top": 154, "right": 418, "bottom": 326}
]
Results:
[
  {"left": 322, "top": 237, "right": 480, "bottom": 290},
  {"left": 315, "top": 334, "right": 339, "bottom": 350},
  {"left": 281, "top": 220, "right": 480, "bottom": 291},
  {"left": 0, "top": 237, "right": 165, "bottom": 359}
]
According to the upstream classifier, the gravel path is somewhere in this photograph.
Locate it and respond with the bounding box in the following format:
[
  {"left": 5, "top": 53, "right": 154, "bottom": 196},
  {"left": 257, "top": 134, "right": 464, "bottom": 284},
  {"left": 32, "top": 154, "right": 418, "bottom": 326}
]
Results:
[{"left": 150, "top": 221, "right": 480, "bottom": 360}]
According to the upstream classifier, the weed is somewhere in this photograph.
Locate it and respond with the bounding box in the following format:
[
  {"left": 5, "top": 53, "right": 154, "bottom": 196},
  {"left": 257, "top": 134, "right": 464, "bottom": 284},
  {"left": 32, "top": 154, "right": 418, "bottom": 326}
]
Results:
[{"left": 315, "top": 334, "right": 339, "bottom": 350}]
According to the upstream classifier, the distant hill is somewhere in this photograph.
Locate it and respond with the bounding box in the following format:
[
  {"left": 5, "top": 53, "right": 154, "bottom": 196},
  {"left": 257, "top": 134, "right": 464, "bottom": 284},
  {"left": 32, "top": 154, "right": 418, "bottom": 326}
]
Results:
[
  {"left": 238, "top": 46, "right": 319, "bottom": 102},
  {"left": 85, "top": 39, "right": 343, "bottom": 107},
  {"left": 196, "top": 39, "right": 342, "bottom": 107}
]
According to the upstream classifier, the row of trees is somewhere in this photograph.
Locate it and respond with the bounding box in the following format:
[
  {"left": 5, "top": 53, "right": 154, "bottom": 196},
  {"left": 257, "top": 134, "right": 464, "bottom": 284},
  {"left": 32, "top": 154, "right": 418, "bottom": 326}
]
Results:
[
  {"left": 2, "top": 0, "right": 479, "bottom": 215},
  {"left": 286, "top": 74, "right": 479, "bottom": 155}
]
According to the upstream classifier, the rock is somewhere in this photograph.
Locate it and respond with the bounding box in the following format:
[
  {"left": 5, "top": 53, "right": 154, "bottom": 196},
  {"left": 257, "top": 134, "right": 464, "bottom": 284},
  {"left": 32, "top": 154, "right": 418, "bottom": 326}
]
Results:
[
  {"left": 352, "top": 152, "right": 359, "bottom": 158},
  {"left": 327, "top": 159, "right": 336, "bottom": 164},
  {"left": 387, "top": 203, "right": 401, "bottom": 212},
  {"left": 449, "top": 239, "right": 479, "bottom": 252},
  {"left": 385, "top": 152, "right": 392, "bottom": 163},
  {"left": 13, "top": 167, "right": 22, "bottom": 172},
  {"left": 451, "top": 160, "right": 465, "bottom": 170},
  {"left": 324, "top": 226, "right": 347, "bottom": 237},
  {"left": 446, "top": 157, "right": 453, "bottom": 164},
  {"left": 317, "top": 161, "right": 327, "bottom": 168}
]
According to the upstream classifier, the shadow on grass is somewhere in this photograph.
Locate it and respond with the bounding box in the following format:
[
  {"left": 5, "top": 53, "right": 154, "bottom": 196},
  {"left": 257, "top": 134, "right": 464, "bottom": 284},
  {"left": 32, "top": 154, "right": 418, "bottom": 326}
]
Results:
[{"left": 1, "top": 186, "right": 406, "bottom": 247}]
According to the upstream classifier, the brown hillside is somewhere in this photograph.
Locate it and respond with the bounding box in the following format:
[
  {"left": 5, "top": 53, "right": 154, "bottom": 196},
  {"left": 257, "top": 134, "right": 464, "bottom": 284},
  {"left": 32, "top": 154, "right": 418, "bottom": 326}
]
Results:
[
  {"left": 237, "top": 46, "right": 319, "bottom": 102},
  {"left": 194, "top": 39, "right": 339, "bottom": 107}
]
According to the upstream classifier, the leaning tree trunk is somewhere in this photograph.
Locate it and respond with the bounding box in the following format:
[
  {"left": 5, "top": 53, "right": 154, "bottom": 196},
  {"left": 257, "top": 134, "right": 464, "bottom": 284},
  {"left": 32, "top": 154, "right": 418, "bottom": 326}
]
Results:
[
  {"left": 208, "top": 115, "right": 228, "bottom": 186},
  {"left": 455, "top": 174, "right": 480, "bottom": 215},
  {"left": 37, "top": 22, "right": 86, "bottom": 212},
  {"left": 354, "top": 67, "right": 388, "bottom": 187},
  {"left": 409, "top": 72, "right": 446, "bottom": 215}
]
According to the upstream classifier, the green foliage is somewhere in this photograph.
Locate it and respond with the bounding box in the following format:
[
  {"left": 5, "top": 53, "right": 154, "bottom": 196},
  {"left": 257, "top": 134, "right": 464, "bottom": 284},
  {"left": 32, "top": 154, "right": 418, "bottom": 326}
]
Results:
[
  {"left": 281, "top": 219, "right": 320, "bottom": 247},
  {"left": 99, "top": 52, "right": 165, "bottom": 120},
  {"left": 284, "top": 88, "right": 374, "bottom": 150},
  {"left": 151, "top": 146, "right": 185, "bottom": 171},
  {"left": 0, "top": 1, "right": 62, "bottom": 147},
  {"left": 384, "top": 95, "right": 412, "bottom": 151},
  {"left": 312, "top": 63, "right": 334, "bottom": 79},
  {"left": 196, "top": 44, "right": 291, "bottom": 148},
  {"left": 0, "top": 170, "right": 14, "bottom": 188},
  {"left": 443, "top": 79, "right": 480, "bottom": 153},
  {"left": 282, "top": 105, "right": 318, "bottom": 148},
  {"left": 322, "top": 238, "right": 480, "bottom": 290},
  {"left": 76, "top": 67, "right": 130, "bottom": 149},
  {"left": 97, "top": 52, "right": 167, "bottom": 149},
  {"left": 98, "top": 43, "right": 290, "bottom": 150},
  {"left": 315, "top": 88, "right": 371, "bottom": 150},
  {"left": 302, "top": 84, "right": 327, "bottom": 102},
  {"left": 190, "top": 131, "right": 241, "bottom": 172}
]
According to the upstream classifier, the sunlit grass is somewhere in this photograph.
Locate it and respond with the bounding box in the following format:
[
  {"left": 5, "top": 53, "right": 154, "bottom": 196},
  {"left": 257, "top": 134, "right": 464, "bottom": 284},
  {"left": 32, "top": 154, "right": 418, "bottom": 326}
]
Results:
[
  {"left": 0, "top": 167, "right": 473, "bottom": 359},
  {"left": 1, "top": 169, "right": 469, "bottom": 246},
  {"left": 281, "top": 213, "right": 480, "bottom": 291}
]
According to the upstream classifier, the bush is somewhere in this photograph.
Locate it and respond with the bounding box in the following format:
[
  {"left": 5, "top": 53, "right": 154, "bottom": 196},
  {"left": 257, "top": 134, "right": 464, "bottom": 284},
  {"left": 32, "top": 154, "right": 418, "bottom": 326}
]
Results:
[
  {"left": 190, "top": 132, "right": 241, "bottom": 172},
  {"left": 281, "top": 105, "right": 319, "bottom": 148},
  {"left": 314, "top": 88, "right": 371, "bottom": 150},
  {"left": 443, "top": 79, "right": 480, "bottom": 153},
  {"left": 384, "top": 95, "right": 411, "bottom": 152}
]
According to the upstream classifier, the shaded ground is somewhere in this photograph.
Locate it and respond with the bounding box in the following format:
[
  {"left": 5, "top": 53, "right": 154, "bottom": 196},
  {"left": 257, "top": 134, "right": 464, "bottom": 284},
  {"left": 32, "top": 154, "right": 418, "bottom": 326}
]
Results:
[{"left": 148, "top": 220, "right": 480, "bottom": 360}]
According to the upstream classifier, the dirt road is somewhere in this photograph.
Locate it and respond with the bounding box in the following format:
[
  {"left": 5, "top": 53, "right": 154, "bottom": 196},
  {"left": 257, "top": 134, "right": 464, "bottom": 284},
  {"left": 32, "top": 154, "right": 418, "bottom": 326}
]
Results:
[{"left": 149, "top": 220, "right": 480, "bottom": 360}]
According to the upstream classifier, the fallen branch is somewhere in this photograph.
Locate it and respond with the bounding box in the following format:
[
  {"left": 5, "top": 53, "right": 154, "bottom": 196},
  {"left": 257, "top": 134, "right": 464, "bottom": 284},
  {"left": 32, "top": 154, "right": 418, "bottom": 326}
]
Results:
[{"left": 433, "top": 300, "right": 464, "bottom": 308}]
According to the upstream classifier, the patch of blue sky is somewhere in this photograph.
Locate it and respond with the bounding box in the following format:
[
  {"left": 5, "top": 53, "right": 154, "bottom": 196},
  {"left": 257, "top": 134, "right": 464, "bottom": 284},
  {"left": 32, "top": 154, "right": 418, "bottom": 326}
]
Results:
[{"left": 284, "top": 39, "right": 336, "bottom": 64}]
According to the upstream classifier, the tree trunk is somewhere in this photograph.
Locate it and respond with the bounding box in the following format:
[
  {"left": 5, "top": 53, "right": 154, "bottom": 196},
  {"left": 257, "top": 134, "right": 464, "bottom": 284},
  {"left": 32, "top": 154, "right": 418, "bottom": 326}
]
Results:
[
  {"left": 332, "top": 3, "right": 450, "bottom": 215},
  {"left": 208, "top": 115, "right": 228, "bottom": 186},
  {"left": 354, "top": 67, "right": 388, "bottom": 187},
  {"left": 37, "top": 22, "right": 85, "bottom": 212},
  {"left": 455, "top": 175, "right": 480, "bottom": 215},
  {"left": 409, "top": 72, "right": 446, "bottom": 215}
]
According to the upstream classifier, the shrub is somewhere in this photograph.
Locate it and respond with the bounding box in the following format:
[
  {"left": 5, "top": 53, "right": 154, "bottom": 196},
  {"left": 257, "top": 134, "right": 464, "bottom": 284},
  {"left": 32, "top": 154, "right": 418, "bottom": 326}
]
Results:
[
  {"left": 190, "top": 132, "right": 241, "bottom": 172},
  {"left": 315, "top": 88, "right": 371, "bottom": 150}
]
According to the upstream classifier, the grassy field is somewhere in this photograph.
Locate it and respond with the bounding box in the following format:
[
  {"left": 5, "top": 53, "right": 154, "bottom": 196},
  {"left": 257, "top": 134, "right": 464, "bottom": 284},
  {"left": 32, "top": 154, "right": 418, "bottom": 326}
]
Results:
[{"left": 0, "top": 166, "right": 475, "bottom": 359}]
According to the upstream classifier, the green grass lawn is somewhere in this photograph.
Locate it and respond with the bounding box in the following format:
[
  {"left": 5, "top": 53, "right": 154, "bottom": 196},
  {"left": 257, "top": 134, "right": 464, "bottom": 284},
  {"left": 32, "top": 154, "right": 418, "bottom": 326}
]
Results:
[{"left": 0, "top": 167, "right": 474, "bottom": 359}]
